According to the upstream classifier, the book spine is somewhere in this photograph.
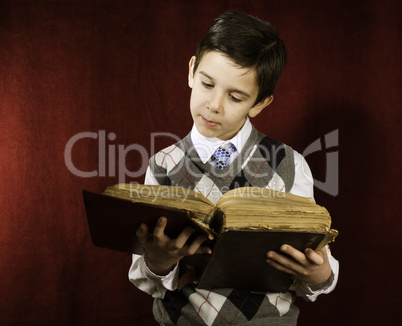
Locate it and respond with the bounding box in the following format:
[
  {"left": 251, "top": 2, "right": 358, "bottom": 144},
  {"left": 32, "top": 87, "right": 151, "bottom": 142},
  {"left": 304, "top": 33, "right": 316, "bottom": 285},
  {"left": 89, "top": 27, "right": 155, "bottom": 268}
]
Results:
[
  {"left": 205, "top": 208, "right": 225, "bottom": 234},
  {"left": 316, "top": 229, "right": 339, "bottom": 251}
]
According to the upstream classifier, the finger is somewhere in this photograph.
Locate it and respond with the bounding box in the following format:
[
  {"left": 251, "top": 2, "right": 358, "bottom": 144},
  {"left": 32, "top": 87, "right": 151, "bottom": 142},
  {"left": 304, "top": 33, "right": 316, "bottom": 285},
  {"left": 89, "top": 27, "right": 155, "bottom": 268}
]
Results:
[
  {"left": 266, "top": 250, "right": 304, "bottom": 275},
  {"left": 173, "top": 226, "right": 196, "bottom": 250},
  {"left": 196, "top": 246, "right": 212, "bottom": 255},
  {"left": 136, "top": 223, "right": 149, "bottom": 244},
  {"left": 187, "top": 235, "right": 211, "bottom": 255},
  {"left": 153, "top": 216, "right": 168, "bottom": 239},
  {"left": 280, "top": 245, "right": 308, "bottom": 265},
  {"left": 266, "top": 256, "right": 297, "bottom": 276},
  {"left": 304, "top": 248, "right": 324, "bottom": 265}
]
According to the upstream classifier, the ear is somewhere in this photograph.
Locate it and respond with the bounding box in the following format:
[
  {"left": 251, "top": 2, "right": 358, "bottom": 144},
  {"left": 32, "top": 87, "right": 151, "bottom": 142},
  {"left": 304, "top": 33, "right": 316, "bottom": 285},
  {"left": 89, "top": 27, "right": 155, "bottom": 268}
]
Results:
[
  {"left": 188, "top": 56, "right": 196, "bottom": 88},
  {"left": 248, "top": 96, "right": 274, "bottom": 118}
]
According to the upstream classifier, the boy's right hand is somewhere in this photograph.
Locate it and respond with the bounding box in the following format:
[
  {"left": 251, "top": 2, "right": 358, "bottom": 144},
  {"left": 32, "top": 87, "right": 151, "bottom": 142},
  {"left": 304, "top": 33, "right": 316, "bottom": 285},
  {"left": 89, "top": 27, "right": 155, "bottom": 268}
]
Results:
[{"left": 136, "top": 216, "right": 212, "bottom": 276}]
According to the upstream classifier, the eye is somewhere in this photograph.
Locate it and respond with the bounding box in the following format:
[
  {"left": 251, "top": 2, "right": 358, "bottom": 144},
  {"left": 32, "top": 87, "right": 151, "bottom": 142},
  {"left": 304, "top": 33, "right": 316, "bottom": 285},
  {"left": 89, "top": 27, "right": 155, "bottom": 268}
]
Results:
[
  {"left": 202, "top": 81, "right": 214, "bottom": 89},
  {"left": 229, "top": 94, "right": 242, "bottom": 103}
]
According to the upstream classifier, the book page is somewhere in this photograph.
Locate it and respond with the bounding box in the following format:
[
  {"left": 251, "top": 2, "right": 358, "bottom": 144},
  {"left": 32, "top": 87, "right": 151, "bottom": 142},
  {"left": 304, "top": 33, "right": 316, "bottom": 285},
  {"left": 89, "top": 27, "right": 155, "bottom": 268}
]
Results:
[
  {"left": 216, "top": 187, "right": 314, "bottom": 207},
  {"left": 220, "top": 204, "right": 332, "bottom": 231},
  {"left": 103, "top": 184, "right": 216, "bottom": 221},
  {"left": 215, "top": 187, "right": 331, "bottom": 232}
]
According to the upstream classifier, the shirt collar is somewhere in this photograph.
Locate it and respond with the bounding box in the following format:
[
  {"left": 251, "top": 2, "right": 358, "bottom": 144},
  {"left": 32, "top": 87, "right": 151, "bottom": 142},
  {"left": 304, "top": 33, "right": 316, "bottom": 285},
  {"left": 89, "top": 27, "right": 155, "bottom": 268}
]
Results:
[{"left": 190, "top": 117, "right": 253, "bottom": 163}]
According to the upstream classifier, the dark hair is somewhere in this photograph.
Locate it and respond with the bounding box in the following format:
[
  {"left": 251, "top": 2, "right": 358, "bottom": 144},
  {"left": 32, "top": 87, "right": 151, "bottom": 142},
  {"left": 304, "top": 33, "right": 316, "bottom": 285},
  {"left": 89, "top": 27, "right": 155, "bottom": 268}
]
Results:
[{"left": 194, "top": 11, "right": 287, "bottom": 105}]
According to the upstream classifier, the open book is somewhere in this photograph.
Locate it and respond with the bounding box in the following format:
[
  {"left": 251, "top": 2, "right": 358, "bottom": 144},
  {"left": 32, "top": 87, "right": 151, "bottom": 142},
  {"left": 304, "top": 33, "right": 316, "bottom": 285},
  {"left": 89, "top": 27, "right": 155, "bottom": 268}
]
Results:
[{"left": 83, "top": 184, "right": 338, "bottom": 292}]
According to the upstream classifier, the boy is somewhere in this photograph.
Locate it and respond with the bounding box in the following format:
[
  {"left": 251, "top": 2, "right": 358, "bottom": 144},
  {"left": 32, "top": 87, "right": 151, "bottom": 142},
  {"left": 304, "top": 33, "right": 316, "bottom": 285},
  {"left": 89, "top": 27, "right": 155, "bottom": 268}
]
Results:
[{"left": 129, "top": 11, "right": 339, "bottom": 325}]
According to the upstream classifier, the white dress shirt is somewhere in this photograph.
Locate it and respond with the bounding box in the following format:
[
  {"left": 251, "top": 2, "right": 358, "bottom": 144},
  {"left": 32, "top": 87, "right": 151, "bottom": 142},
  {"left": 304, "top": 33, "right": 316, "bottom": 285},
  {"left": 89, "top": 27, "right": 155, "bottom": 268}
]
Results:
[{"left": 129, "top": 118, "right": 339, "bottom": 302}]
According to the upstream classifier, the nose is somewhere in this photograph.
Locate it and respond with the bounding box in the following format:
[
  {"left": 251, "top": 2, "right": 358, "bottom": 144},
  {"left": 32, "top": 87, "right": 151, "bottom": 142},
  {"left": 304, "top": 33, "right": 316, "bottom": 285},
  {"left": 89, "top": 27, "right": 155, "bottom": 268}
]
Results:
[{"left": 207, "top": 91, "right": 224, "bottom": 113}]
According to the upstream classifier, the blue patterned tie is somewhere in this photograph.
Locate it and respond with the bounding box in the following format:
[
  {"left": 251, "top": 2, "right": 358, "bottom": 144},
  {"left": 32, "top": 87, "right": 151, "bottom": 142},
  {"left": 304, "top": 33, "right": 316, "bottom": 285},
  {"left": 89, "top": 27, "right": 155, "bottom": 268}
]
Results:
[{"left": 211, "top": 143, "right": 237, "bottom": 169}]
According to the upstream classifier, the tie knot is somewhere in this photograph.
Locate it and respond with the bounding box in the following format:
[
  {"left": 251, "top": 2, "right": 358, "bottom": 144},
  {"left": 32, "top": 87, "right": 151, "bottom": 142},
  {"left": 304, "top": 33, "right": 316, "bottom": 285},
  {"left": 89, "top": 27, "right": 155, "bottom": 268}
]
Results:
[{"left": 211, "top": 143, "right": 237, "bottom": 169}]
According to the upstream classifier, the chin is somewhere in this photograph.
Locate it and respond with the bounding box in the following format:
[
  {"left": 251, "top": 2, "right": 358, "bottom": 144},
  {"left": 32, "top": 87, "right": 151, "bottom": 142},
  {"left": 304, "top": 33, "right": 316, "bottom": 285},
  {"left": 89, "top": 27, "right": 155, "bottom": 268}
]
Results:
[{"left": 200, "top": 129, "right": 218, "bottom": 138}]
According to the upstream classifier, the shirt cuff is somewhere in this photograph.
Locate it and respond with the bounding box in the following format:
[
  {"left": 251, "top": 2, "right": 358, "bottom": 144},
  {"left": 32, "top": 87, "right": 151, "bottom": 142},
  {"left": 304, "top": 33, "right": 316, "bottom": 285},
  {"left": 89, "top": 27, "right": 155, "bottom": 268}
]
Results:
[
  {"left": 128, "top": 254, "right": 179, "bottom": 299},
  {"left": 142, "top": 255, "right": 180, "bottom": 291},
  {"left": 296, "top": 252, "right": 339, "bottom": 302}
]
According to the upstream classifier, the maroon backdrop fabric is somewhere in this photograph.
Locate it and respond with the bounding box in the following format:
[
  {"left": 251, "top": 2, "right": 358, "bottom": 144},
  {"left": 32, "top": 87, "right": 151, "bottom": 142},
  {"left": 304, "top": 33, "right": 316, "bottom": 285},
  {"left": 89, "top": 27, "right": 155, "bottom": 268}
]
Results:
[{"left": 0, "top": 0, "right": 401, "bottom": 325}]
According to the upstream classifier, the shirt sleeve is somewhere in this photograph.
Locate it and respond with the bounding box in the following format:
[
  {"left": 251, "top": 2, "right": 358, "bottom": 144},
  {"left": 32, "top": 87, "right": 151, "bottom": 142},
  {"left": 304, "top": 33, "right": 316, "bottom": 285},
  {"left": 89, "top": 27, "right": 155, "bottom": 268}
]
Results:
[
  {"left": 288, "top": 150, "right": 315, "bottom": 199},
  {"left": 128, "top": 253, "right": 179, "bottom": 299},
  {"left": 128, "top": 167, "right": 180, "bottom": 298},
  {"left": 290, "top": 151, "right": 339, "bottom": 301}
]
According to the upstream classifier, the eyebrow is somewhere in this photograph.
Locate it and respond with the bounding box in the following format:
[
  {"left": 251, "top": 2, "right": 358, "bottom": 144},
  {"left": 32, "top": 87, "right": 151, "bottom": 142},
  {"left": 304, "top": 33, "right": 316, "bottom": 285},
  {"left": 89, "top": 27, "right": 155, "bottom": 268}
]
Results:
[{"left": 199, "top": 71, "right": 251, "bottom": 99}]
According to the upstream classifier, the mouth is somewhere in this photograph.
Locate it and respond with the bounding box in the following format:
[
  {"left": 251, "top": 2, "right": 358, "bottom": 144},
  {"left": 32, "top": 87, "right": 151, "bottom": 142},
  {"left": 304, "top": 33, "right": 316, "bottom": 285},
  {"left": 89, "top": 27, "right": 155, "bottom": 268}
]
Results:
[{"left": 201, "top": 116, "right": 218, "bottom": 128}]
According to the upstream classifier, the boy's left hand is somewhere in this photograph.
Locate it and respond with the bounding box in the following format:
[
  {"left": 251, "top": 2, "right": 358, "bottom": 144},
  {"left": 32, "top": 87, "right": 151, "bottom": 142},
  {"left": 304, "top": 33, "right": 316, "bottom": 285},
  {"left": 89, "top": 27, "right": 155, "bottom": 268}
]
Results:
[{"left": 266, "top": 245, "right": 332, "bottom": 285}]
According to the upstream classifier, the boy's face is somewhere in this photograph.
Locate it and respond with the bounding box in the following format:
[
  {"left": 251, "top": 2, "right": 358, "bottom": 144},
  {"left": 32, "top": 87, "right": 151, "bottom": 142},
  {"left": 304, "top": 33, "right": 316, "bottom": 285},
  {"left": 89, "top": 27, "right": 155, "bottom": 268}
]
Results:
[{"left": 188, "top": 51, "right": 272, "bottom": 140}]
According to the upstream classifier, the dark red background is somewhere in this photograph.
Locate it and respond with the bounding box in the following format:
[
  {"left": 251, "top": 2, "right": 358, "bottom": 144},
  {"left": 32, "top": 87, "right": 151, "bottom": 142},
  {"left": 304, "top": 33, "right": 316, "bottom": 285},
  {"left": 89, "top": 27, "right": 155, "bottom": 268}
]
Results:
[{"left": 1, "top": 0, "right": 401, "bottom": 325}]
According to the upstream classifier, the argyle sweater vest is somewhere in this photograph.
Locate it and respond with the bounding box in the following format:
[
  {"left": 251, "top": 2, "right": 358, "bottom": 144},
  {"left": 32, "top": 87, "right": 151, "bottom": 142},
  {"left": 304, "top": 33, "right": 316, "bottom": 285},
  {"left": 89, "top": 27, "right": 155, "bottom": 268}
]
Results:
[
  {"left": 149, "top": 126, "right": 295, "bottom": 204},
  {"left": 149, "top": 127, "right": 299, "bottom": 325}
]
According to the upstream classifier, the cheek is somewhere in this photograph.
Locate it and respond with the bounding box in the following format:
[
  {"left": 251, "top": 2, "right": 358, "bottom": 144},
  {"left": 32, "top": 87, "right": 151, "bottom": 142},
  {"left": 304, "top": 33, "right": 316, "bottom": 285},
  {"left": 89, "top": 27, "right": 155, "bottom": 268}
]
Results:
[
  {"left": 226, "top": 108, "right": 247, "bottom": 121},
  {"left": 189, "top": 92, "right": 199, "bottom": 111},
  {"left": 190, "top": 89, "right": 203, "bottom": 107},
  {"left": 222, "top": 108, "right": 250, "bottom": 128},
  {"left": 220, "top": 114, "right": 240, "bottom": 128}
]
